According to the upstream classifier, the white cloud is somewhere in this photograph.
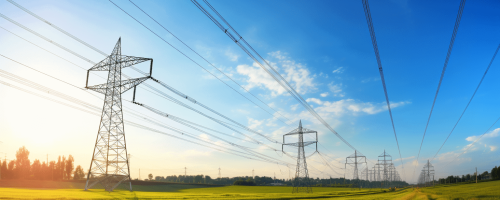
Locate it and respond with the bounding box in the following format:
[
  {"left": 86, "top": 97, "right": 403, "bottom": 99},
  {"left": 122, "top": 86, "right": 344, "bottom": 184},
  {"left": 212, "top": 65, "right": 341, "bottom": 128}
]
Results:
[
  {"left": 290, "top": 104, "right": 299, "bottom": 111},
  {"left": 248, "top": 118, "right": 264, "bottom": 130},
  {"left": 225, "top": 49, "right": 239, "bottom": 61},
  {"left": 332, "top": 67, "right": 344, "bottom": 74},
  {"left": 361, "top": 77, "right": 380, "bottom": 83},
  {"left": 305, "top": 98, "right": 409, "bottom": 118},
  {"left": 328, "top": 82, "right": 344, "bottom": 97},
  {"left": 394, "top": 156, "right": 415, "bottom": 162},
  {"left": 463, "top": 128, "right": 500, "bottom": 152},
  {"left": 306, "top": 98, "right": 323, "bottom": 105},
  {"left": 237, "top": 51, "right": 316, "bottom": 96},
  {"left": 320, "top": 92, "right": 329, "bottom": 97},
  {"left": 199, "top": 134, "right": 210, "bottom": 142}
]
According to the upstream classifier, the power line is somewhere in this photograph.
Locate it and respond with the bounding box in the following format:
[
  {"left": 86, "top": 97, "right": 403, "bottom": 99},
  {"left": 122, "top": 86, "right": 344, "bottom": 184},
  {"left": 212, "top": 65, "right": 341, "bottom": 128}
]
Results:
[
  {"left": 361, "top": 0, "right": 405, "bottom": 180},
  {"left": 149, "top": 78, "right": 280, "bottom": 143},
  {"left": 192, "top": 0, "right": 360, "bottom": 155},
  {"left": 5, "top": 0, "right": 290, "bottom": 143},
  {"left": 126, "top": 0, "right": 292, "bottom": 125},
  {"left": 103, "top": 0, "right": 292, "bottom": 127},
  {"left": 0, "top": 14, "right": 280, "bottom": 148},
  {"left": 430, "top": 44, "right": 500, "bottom": 162},
  {"left": 0, "top": 22, "right": 294, "bottom": 167},
  {"left": 412, "top": 0, "right": 466, "bottom": 182},
  {"left": 0, "top": 59, "right": 292, "bottom": 167},
  {"left": 444, "top": 115, "right": 500, "bottom": 167}
]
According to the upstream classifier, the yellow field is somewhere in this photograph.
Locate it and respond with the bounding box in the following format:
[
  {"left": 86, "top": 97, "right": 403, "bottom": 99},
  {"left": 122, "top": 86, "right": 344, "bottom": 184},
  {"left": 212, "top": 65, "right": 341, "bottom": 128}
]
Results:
[{"left": 0, "top": 180, "right": 498, "bottom": 199}]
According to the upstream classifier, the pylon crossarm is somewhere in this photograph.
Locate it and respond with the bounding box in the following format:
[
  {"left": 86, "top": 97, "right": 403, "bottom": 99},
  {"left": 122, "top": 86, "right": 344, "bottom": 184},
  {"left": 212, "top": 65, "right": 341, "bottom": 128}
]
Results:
[
  {"left": 283, "top": 141, "right": 317, "bottom": 147},
  {"left": 284, "top": 130, "right": 317, "bottom": 136},
  {"left": 88, "top": 56, "right": 152, "bottom": 71},
  {"left": 86, "top": 77, "right": 149, "bottom": 94}
]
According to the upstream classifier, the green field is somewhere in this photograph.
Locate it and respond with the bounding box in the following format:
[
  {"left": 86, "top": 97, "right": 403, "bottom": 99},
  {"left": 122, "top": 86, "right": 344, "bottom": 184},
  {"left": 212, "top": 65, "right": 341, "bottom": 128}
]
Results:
[{"left": 0, "top": 180, "right": 498, "bottom": 199}]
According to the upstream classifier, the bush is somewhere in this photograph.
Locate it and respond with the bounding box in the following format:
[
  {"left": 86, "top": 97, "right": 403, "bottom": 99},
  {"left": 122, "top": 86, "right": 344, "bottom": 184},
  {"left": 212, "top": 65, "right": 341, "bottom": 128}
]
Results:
[{"left": 233, "top": 180, "right": 256, "bottom": 186}]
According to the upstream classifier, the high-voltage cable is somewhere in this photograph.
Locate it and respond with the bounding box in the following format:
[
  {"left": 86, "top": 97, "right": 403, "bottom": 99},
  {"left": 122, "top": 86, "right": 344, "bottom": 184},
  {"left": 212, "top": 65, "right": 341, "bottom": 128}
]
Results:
[
  {"left": 413, "top": 0, "right": 466, "bottom": 182},
  {"left": 125, "top": 0, "right": 292, "bottom": 125},
  {"left": 133, "top": 95, "right": 280, "bottom": 151},
  {"left": 149, "top": 77, "right": 280, "bottom": 143},
  {"left": 6, "top": 0, "right": 292, "bottom": 140},
  {"left": 430, "top": 44, "right": 500, "bottom": 162},
  {"left": 0, "top": 13, "right": 274, "bottom": 146},
  {"left": 0, "top": 13, "right": 95, "bottom": 64},
  {"left": 192, "top": 0, "right": 359, "bottom": 154},
  {"left": 0, "top": 29, "right": 299, "bottom": 170},
  {"left": 127, "top": 99, "right": 291, "bottom": 165},
  {"left": 0, "top": 22, "right": 280, "bottom": 151},
  {"left": 6, "top": 0, "right": 109, "bottom": 57},
  {"left": 0, "top": 61, "right": 292, "bottom": 167},
  {"left": 444, "top": 116, "right": 500, "bottom": 167},
  {"left": 361, "top": 0, "right": 405, "bottom": 179},
  {"left": 0, "top": 24, "right": 293, "bottom": 164},
  {"left": 103, "top": 0, "right": 291, "bottom": 127}
]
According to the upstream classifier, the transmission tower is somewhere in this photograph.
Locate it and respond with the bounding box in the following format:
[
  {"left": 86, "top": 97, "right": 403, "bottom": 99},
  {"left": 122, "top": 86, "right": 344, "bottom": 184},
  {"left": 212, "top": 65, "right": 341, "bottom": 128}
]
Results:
[
  {"left": 282, "top": 120, "right": 317, "bottom": 193},
  {"left": 345, "top": 150, "right": 367, "bottom": 181},
  {"left": 378, "top": 150, "right": 392, "bottom": 183},
  {"left": 218, "top": 167, "right": 221, "bottom": 180},
  {"left": 419, "top": 160, "right": 434, "bottom": 186},
  {"left": 84, "top": 38, "right": 153, "bottom": 192}
]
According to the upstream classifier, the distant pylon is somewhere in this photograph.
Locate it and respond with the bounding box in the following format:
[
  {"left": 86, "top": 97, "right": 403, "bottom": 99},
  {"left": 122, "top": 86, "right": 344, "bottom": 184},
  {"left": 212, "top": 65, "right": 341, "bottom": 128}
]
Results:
[
  {"left": 218, "top": 167, "right": 221, "bottom": 180},
  {"left": 282, "top": 120, "right": 318, "bottom": 193},
  {"left": 84, "top": 38, "right": 153, "bottom": 192}
]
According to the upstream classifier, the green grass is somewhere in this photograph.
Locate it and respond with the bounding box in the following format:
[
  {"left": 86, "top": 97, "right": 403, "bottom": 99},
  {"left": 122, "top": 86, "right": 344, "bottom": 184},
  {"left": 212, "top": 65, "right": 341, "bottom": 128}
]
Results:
[
  {"left": 1, "top": 180, "right": 497, "bottom": 199},
  {"left": 0, "top": 184, "right": 407, "bottom": 199},
  {"left": 417, "top": 180, "right": 500, "bottom": 200}
]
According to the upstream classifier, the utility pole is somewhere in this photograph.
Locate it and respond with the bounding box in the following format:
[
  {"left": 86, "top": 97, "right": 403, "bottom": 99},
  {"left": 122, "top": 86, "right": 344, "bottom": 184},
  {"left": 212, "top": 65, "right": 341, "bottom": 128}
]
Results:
[
  {"left": 84, "top": 38, "right": 153, "bottom": 192},
  {"left": 218, "top": 167, "right": 221, "bottom": 180},
  {"left": 252, "top": 169, "right": 254, "bottom": 180},
  {"left": 139, "top": 169, "right": 141, "bottom": 180},
  {"left": 282, "top": 120, "right": 317, "bottom": 193}
]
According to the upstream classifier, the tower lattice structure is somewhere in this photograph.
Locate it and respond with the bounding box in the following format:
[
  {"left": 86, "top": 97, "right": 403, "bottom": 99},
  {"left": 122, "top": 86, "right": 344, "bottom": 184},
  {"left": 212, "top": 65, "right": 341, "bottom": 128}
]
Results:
[
  {"left": 418, "top": 159, "right": 435, "bottom": 186},
  {"left": 282, "top": 120, "right": 317, "bottom": 193},
  {"left": 378, "top": 150, "right": 392, "bottom": 183},
  {"left": 84, "top": 38, "right": 153, "bottom": 192},
  {"left": 345, "top": 150, "right": 367, "bottom": 181}
]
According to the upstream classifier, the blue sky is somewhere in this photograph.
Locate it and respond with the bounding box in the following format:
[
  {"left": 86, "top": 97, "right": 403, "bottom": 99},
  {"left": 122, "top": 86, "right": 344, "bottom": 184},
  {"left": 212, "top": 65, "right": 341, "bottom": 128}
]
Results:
[{"left": 0, "top": 0, "right": 499, "bottom": 183}]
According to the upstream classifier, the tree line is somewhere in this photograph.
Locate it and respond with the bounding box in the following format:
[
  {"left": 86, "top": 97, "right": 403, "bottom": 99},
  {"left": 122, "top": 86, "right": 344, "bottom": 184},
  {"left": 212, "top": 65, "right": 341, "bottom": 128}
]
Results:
[
  {"left": 149, "top": 173, "right": 408, "bottom": 188},
  {"left": 0, "top": 146, "right": 85, "bottom": 180},
  {"left": 436, "top": 165, "right": 500, "bottom": 185}
]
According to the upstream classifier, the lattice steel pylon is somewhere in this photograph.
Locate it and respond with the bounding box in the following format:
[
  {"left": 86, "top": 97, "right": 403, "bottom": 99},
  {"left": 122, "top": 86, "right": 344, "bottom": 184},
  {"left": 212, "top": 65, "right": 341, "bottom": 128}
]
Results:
[
  {"left": 282, "top": 120, "right": 317, "bottom": 193},
  {"left": 345, "top": 150, "right": 367, "bottom": 181},
  {"left": 84, "top": 38, "right": 153, "bottom": 192},
  {"left": 418, "top": 159, "right": 435, "bottom": 186}
]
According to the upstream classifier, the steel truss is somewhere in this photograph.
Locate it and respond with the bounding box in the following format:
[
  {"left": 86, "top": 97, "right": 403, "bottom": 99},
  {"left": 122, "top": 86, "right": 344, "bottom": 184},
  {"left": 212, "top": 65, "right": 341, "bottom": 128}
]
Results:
[
  {"left": 282, "top": 120, "right": 317, "bottom": 193},
  {"left": 84, "top": 38, "right": 153, "bottom": 192}
]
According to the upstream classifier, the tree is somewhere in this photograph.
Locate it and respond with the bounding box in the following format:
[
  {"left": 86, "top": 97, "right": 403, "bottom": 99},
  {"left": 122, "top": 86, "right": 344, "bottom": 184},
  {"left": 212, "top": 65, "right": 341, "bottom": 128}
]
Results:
[
  {"left": 15, "top": 146, "right": 30, "bottom": 179},
  {"left": 31, "top": 159, "right": 42, "bottom": 180},
  {"left": 0, "top": 160, "right": 6, "bottom": 179},
  {"left": 8, "top": 160, "right": 16, "bottom": 179},
  {"left": 65, "top": 155, "right": 74, "bottom": 180},
  {"left": 73, "top": 165, "right": 85, "bottom": 180},
  {"left": 41, "top": 162, "right": 48, "bottom": 180},
  {"left": 48, "top": 161, "right": 56, "bottom": 180},
  {"left": 491, "top": 166, "right": 498, "bottom": 180},
  {"left": 148, "top": 173, "right": 153, "bottom": 181}
]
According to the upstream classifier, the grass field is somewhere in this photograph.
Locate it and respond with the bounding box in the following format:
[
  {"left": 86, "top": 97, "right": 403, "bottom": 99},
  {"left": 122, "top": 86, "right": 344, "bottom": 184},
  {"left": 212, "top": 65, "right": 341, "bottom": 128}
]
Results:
[{"left": 0, "top": 180, "right": 498, "bottom": 199}]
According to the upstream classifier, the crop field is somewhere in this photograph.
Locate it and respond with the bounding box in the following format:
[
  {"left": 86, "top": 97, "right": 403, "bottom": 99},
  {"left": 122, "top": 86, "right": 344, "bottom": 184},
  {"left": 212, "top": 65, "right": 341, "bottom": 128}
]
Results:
[{"left": 0, "top": 180, "right": 498, "bottom": 199}]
